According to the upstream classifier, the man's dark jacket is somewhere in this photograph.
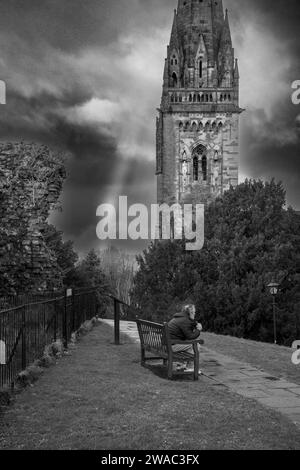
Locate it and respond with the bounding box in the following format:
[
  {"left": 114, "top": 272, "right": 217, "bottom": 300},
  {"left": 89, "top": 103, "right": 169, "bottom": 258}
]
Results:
[{"left": 167, "top": 311, "right": 200, "bottom": 341}]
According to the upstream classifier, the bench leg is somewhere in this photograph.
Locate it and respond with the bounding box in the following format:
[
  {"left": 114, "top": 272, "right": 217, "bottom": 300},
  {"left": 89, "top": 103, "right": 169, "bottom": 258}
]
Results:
[
  {"left": 167, "top": 358, "right": 173, "bottom": 380},
  {"left": 141, "top": 347, "right": 146, "bottom": 366},
  {"left": 193, "top": 345, "right": 200, "bottom": 381}
]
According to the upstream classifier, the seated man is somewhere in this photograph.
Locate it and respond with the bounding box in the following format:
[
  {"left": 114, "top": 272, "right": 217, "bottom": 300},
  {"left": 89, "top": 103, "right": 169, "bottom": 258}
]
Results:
[{"left": 168, "top": 304, "right": 203, "bottom": 373}]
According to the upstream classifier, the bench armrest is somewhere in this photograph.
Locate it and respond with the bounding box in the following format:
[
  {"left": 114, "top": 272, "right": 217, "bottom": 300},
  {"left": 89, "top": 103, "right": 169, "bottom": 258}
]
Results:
[{"left": 171, "top": 339, "right": 204, "bottom": 346}]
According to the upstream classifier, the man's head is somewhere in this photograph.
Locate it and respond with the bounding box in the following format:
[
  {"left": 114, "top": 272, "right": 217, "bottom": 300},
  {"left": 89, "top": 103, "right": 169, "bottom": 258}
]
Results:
[{"left": 182, "top": 304, "right": 196, "bottom": 320}]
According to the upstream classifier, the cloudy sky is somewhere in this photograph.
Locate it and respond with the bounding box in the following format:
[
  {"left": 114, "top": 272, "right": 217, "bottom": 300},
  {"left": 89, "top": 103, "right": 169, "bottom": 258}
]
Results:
[{"left": 0, "top": 0, "right": 299, "bottom": 255}]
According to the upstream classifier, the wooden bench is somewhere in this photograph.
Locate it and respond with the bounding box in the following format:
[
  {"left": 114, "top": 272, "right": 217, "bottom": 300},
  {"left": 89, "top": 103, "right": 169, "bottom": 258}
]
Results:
[{"left": 136, "top": 319, "right": 204, "bottom": 381}]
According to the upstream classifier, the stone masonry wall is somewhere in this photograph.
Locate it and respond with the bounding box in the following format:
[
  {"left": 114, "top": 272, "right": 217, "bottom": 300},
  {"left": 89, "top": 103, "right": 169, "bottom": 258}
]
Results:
[
  {"left": 0, "top": 142, "right": 66, "bottom": 296},
  {"left": 157, "top": 112, "right": 239, "bottom": 206}
]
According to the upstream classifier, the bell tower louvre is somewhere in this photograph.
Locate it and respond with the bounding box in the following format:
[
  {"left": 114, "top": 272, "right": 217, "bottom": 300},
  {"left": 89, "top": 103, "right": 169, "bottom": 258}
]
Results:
[{"left": 156, "top": 0, "right": 244, "bottom": 206}]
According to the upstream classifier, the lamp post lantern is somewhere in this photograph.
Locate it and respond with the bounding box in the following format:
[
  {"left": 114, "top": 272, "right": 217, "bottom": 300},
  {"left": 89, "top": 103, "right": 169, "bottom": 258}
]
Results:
[{"left": 267, "top": 281, "right": 280, "bottom": 344}]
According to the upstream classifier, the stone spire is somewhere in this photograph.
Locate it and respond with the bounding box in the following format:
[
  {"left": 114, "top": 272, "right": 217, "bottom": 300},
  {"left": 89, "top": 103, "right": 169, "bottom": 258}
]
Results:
[
  {"left": 212, "top": 0, "right": 225, "bottom": 54},
  {"left": 220, "top": 9, "right": 232, "bottom": 49},
  {"left": 217, "top": 9, "right": 234, "bottom": 86},
  {"left": 163, "top": 58, "right": 169, "bottom": 88},
  {"left": 169, "top": 9, "right": 179, "bottom": 50},
  {"left": 165, "top": 0, "right": 236, "bottom": 89},
  {"left": 233, "top": 58, "right": 240, "bottom": 104},
  {"left": 234, "top": 58, "right": 240, "bottom": 79}
]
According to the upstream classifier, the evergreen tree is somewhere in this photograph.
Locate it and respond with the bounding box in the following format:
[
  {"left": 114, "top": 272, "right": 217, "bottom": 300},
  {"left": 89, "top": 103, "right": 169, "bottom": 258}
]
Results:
[
  {"left": 42, "top": 224, "right": 78, "bottom": 284},
  {"left": 131, "top": 180, "right": 300, "bottom": 346}
]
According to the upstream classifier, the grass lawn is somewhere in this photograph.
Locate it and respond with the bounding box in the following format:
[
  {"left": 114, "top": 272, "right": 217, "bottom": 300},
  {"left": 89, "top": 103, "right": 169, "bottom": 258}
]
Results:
[
  {"left": 0, "top": 322, "right": 300, "bottom": 450},
  {"left": 201, "top": 332, "right": 300, "bottom": 386}
]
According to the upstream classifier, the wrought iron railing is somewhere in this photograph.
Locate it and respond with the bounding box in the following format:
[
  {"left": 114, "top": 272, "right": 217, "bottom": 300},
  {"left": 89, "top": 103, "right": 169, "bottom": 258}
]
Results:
[
  {"left": 0, "top": 288, "right": 97, "bottom": 390},
  {"left": 105, "top": 294, "right": 141, "bottom": 345}
]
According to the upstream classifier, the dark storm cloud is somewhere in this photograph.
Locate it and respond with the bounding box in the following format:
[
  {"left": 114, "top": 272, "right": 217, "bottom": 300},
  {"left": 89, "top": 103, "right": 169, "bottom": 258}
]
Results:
[
  {"left": 242, "top": 0, "right": 300, "bottom": 47},
  {"left": 240, "top": 95, "right": 300, "bottom": 186},
  {"left": 226, "top": 0, "right": 300, "bottom": 209},
  {"left": 0, "top": 0, "right": 130, "bottom": 50},
  {"left": 0, "top": 0, "right": 175, "bottom": 52},
  {"left": 228, "top": 0, "right": 300, "bottom": 65},
  {"left": 0, "top": 85, "right": 120, "bottom": 192},
  {"left": 0, "top": 0, "right": 299, "bottom": 255}
]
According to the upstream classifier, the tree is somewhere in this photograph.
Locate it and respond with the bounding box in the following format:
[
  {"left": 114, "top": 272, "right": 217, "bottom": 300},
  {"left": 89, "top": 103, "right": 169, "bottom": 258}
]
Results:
[
  {"left": 131, "top": 240, "right": 196, "bottom": 321},
  {"left": 99, "top": 246, "right": 136, "bottom": 304},
  {"left": 131, "top": 180, "right": 300, "bottom": 346},
  {"left": 65, "top": 249, "right": 110, "bottom": 316},
  {"left": 72, "top": 250, "right": 106, "bottom": 289},
  {"left": 41, "top": 224, "right": 78, "bottom": 284}
]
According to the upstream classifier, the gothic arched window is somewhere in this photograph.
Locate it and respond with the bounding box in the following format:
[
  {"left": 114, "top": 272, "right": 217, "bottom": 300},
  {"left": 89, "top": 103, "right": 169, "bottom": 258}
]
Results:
[
  {"left": 193, "top": 156, "right": 199, "bottom": 181},
  {"left": 199, "top": 60, "right": 203, "bottom": 79},
  {"left": 172, "top": 72, "right": 178, "bottom": 88},
  {"left": 170, "top": 212, "right": 175, "bottom": 240},
  {"left": 202, "top": 156, "right": 207, "bottom": 182},
  {"left": 171, "top": 55, "right": 177, "bottom": 66}
]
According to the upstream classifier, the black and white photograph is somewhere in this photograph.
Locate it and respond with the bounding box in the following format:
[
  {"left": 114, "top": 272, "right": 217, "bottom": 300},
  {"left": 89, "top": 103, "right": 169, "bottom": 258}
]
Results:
[{"left": 0, "top": 0, "right": 299, "bottom": 454}]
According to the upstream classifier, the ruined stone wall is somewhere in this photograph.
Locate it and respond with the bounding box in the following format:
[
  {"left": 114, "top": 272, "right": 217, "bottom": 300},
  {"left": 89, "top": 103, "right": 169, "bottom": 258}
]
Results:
[{"left": 0, "top": 143, "right": 66, "bottom": 296}]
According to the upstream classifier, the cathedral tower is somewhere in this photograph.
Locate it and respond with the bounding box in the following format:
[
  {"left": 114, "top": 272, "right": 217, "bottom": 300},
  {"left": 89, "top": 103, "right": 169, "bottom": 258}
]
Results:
[{"left": 156, "top": 0, "right": 243, "bottom": 206}]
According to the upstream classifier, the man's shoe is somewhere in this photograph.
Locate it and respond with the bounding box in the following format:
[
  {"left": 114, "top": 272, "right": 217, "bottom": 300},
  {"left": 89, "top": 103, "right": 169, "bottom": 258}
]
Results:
[
  {"left": 183, "top": 368, "right": 203, "bottom": 375},
  {"left": 184, "top": 367, "right": 195, "bottom": 373}
]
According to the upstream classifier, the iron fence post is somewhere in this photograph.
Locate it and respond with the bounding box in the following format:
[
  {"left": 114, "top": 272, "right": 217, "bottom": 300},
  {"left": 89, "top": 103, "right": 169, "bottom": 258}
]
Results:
[
  {"left": 273, "top": 296, "right": 277, "bottom": 345},
  {"left": 85, "top": 292, "right": 88, "bottom": 322},
  {"left": 63, "top": 290, "right": 68, "bottom": 349},
  {"left": 21, "top": 305, "right": 26, "bottom": 370},
  {"left": 94, "top": 291, "right": 97, "bottom": 317},
  {"left": 84, "top": 292, "right": 87, "bottom": 323},
  {"left": 54, "top": 299, "right": 57, "bottom": 342},
  {"left": 0, "top": 314, "right": 3, "bottom": 389},
  {"left": 72, "top": 290, "right": 75, "bottom": 333},
  {"left": 114, "top": 298, "right": 120, "bottom": 345}
]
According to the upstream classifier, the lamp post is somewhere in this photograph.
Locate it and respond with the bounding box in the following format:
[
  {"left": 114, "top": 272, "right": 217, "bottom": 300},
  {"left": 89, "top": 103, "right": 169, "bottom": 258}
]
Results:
[{"left": 267, "top": 281, "right": 280, "bottom": 344}]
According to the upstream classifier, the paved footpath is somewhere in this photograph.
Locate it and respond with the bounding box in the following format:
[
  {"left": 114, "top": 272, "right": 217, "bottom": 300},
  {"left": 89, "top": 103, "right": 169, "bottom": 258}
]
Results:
[{"left": 103, "top": 320, "right": 300, "bottom": 428}]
